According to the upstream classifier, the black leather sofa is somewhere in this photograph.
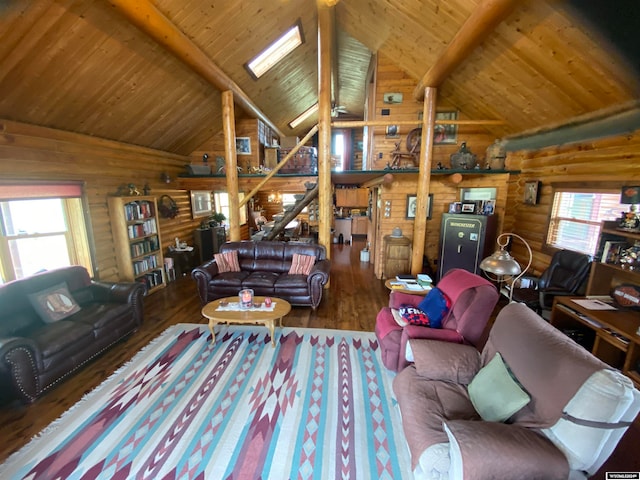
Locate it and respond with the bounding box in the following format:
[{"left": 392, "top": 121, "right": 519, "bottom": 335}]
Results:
[
  {"left": 0, "top": 266, "right": 145, "bottom": 403},
  {"left": 192, "top": 241, "right": 330, "bottom": 309}
]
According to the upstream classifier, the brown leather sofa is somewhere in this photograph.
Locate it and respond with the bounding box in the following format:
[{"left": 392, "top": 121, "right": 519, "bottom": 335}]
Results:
[
  {"left": 0, "top": 266, "right": 145, "bottom": 404},
  {"left": 192, "top": 241, "right": 330, "bottom": 309}
]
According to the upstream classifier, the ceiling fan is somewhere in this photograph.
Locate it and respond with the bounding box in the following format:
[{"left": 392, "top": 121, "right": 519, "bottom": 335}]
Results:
[{"left": 331, "top": 104, "right": 348, "bottom": 117}]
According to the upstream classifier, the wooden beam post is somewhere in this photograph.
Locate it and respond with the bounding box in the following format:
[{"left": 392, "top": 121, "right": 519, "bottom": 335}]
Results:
[
  {"left": 413, "top": 0, "right": 518, "bottom": 100},
  {"left": 411, "top": 87, "right": 438, "bottom": 275},
  {"left": 222, "top": 91, "right": 240, "bottom": 240},
  {"left": 317, "top": 1, "right": 333, "bottom": 258},
  {"left": 107, "top": 0, "right": 284, "bottom": 138}
]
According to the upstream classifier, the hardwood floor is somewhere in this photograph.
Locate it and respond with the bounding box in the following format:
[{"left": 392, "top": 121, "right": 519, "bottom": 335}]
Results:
[
  {"left": 0, "top": 239, "right": 389, "bottom": 463},
  {"left": 1, "top": 238, "right": 636, "bottom": 474}
]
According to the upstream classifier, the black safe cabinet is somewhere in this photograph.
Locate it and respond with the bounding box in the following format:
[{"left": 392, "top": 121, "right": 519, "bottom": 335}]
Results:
[{"left": 438, "top": 214, "right": 498, "bottom": 281}]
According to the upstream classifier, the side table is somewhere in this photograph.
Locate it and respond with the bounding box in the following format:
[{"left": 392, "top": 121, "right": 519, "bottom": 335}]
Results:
[{"left": 165, "top": 247, "right": 199, "bottom": 278}]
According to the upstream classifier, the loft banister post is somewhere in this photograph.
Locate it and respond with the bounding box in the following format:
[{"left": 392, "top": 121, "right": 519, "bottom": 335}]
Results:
[{"left": 411, "top": 87, "right": 437, "bottom": 275}]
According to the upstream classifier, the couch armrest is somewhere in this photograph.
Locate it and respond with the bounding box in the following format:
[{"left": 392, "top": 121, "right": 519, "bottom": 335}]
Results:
[
  {"left": 191, "top": 259, "right": 220, "bottom": 305},
  {"left": 408, "top": 339, "right": 480, "bottom": 384},
  {"left": 444, "top": 420, "right": 569, "bottom": 480},
  {"left": 0, "top": 336, "right": 42, "bottom": 403},
  {"left": 308, "top": 259, "right": 330, "bottom": 284},
  {"left": 81, "top": 281, "right": 145, "bottom": 325}
]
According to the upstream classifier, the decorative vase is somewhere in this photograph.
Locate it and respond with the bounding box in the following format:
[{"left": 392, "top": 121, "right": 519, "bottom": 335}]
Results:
[
  {"left": 449, "top": 142, "right": 477, "bottom": 170},
  {"left": 485, "top": 139, "right": 506, "bottom": 170}
]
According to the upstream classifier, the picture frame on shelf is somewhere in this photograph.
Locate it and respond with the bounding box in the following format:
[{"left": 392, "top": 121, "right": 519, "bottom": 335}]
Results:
[
  {"left": 524, "top": 181, "right": 540, "bottom": 205},
  {"left": 235, "top": 137, "right": 251, "bottom": 155},
  {"left": 190, "top": 190, "right": 213, "bottom": 218},
  {"left": 406, "top": 194, "right": 433, "bottom": 219},
  {"left": 461, "top": 202, "right": 476, "bottom": 214}
]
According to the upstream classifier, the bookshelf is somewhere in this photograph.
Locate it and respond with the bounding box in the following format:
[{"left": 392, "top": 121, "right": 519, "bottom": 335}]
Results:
[
  {"left": 108, "top": 195, "right": 166, "bottom": 294},
  {"left": 587, "top": 221, "right": 640, "bottom": 295}
]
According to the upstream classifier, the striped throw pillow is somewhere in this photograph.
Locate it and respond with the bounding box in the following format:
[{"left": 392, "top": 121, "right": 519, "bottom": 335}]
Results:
[
  {"left": 214, "top": 250, "right": 240, "bottom": 273},
  {"left": 288, "top": 253, "right": 316, "bottom": 275}
]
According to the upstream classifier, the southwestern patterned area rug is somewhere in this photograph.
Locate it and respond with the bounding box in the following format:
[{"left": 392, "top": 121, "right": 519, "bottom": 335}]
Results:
[{"left": 0, "top": 324, "right": 412, "bottom": 479}]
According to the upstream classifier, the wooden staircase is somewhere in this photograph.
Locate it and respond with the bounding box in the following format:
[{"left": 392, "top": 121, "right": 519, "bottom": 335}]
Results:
[{"left": 264, "top": 183, "right": 318, "bottom": 241}]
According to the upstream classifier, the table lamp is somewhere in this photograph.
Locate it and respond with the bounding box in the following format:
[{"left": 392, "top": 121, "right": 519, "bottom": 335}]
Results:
[{"left": 479, "top": 232, "right": 532, "bottom": 303}]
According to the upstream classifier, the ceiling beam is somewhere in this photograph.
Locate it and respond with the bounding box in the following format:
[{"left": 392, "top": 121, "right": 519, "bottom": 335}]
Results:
[
  {"left": 106, "top": 0, "right": 285, "bottom": 139},
  {"left": 413, "top": 0, "right": 519, "bottom": 101}
]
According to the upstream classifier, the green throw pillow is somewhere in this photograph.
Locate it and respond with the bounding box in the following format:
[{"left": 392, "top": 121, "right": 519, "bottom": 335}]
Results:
[
  {"left": 28, "top": 282, "right": 82, "bottom": 323},
  {"left": 468, "top": 352, "right": 530, "bottom": 422}
]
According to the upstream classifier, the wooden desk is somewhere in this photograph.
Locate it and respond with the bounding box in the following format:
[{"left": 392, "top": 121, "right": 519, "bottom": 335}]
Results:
[{"left": 550, "top": 296, "right": 640, "bottom": 386}]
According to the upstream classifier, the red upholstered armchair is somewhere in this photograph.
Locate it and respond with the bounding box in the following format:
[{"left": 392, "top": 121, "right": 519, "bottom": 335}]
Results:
[{"left": 375, "top": 268, "right": 499, "bottom": 372}]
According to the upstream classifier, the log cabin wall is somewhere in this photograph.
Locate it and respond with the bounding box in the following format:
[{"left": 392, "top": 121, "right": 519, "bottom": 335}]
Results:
[
  {"left": 0, "top": 120, "right": 198, "bottom": 282},
  {"left": 370, "top": 54, "right": 496, "bottom": 170},
  {"left": 373, "top": 172, "right": 511, "bottom": 278},
  {"left": 504, "top": 130, "right": 640, "bottom": 277}
]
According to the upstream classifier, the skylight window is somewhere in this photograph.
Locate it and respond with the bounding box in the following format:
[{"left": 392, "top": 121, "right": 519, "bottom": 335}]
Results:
[
  {"left": 288, "top": 103, "right": 318, "bottom": 129},
  {"left": 246, "top": 22, "right": 303, "bottom": 79}
]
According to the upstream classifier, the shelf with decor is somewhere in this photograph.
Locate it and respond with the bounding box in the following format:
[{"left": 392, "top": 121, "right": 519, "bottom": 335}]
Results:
[
  {"left": 108, "top": 195, "right": 166, "bottom": 294},
  {"left": 586, "top": 221, "right": 640, "bottom": 296}
]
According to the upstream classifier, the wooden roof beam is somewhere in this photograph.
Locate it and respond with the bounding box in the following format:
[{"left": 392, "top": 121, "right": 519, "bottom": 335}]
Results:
[
  {"left": 107, "top": 0, "right": 285, "bottom": 139},
  {"left": 413, "top": 0, "right": 519, "bottom": 101}
]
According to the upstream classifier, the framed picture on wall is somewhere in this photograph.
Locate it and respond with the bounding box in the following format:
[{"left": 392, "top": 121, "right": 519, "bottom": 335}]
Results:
[
  {"left": 434, "top": 111, "right": 458, "bottom": 144},
  {"left": 406, "top": 194, "right": 433, "bottom": 219},
  {"left": 190, "top": 190, "right": 213, "bottom": 218},
  {"left": 524, "top": 181, "right": 540, "bottom": 205},
  {"left": 235, "top": 137, "right": 251, "bottom": 155}
]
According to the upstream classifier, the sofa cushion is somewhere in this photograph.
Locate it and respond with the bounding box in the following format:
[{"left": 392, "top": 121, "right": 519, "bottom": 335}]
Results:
[
  {"left": 27, "top": 282, "right": 82, "bottom": 323},
  {"left": 31, "top": 320, "right": 94, "bottom": 358},
  {"left": 243, "top": 271, "right": 279, "bottom": 289},
  {"left": 288, "top": 253, "right": 316, "bottom": 275},
  {"left": 417, "top": 287, "right": 450, "bottom": 329},
  {"left": 444, "top": 420, "right": 569, "bottom": 480},
  {"left": 409, "top": 339, "right": 480, "bottom": 385},
  {"left": 468, "top": 352, "right": 530, "bottom": 422},
  {"left": 214, "top": 250, "right": 240, "bottom": 273}
]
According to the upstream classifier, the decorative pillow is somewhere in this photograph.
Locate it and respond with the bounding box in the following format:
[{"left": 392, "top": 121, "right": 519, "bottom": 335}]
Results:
[
  {"left": 417, "top": 287, "right": 451, "bottom": 328},
  {"left": 288, "top": 253, "right": 316, "bottom": 275},
  {"left": 214, "top": 250, "right": 241, "bottom": 273},
  {"left": 27, "top": 282, "right": 81, "bottom": 323},
  {"left": 398, "top": 304, "right": 430, "bottom": 326},
  {"left": 468, "top": 352, "right": 531, "bottom": 422}
]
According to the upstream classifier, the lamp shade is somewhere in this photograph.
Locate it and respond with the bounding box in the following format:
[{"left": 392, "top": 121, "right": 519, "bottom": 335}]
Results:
[
  {"left": 479, "top": 250, "right": 522, "bottom": 276},
  {"left": 621, "top": 186, "right": 640, "bottom": 204}
]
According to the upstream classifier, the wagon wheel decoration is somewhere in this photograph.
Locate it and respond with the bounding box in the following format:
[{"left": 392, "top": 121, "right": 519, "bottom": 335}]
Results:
[{"left": 406, "top": 127, "right": 422, "bottom": 154}]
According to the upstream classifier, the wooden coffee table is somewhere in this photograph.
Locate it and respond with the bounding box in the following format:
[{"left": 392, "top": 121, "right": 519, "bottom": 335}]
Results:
[{"left": 201, "top": 296, "right": 291, "bottom": 347}]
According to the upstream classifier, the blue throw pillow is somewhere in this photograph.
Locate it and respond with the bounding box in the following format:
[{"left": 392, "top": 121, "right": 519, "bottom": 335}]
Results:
[{"left": 417, "top": 287, "right": 451, "bottom": 328}]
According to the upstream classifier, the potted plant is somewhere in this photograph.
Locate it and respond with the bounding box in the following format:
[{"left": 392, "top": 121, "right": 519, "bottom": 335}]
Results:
[{"left": 200, "top": 212, "right": 226, "bottom": 229}]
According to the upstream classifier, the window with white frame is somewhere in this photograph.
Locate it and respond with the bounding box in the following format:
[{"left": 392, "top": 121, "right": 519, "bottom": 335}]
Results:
[
  {"left": 213, "top": 192, "right": 247, "bottom": 225},
  {"left": 0, "top": 183, "right": 93, "bottom": 283},
  {"left": 546, "top": 186, "right": 626, "bottom": 256}
]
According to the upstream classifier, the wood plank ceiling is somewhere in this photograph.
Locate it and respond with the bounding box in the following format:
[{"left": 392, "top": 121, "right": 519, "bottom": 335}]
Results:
[{"left": 0, "top": 0, "right": 637, "bottom": 156}]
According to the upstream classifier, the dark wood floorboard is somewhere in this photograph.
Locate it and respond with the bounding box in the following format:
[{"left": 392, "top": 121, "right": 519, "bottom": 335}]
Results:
[{"left": 0, "top": 239, "right": 389, "bottom": 463}]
